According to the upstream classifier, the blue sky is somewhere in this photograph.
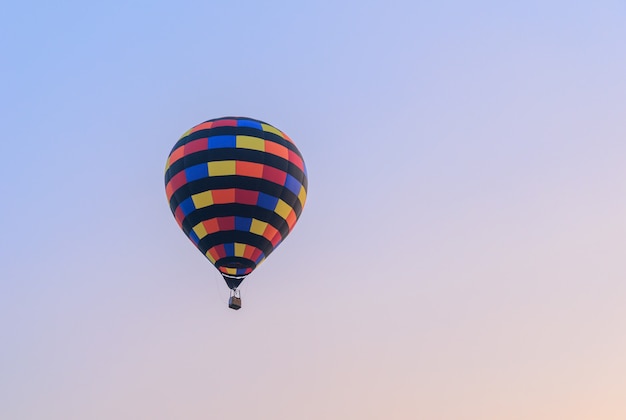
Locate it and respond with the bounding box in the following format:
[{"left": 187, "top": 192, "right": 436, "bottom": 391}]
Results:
[{"left": 2, "top": 1, "right": 626, "bottom": 419}]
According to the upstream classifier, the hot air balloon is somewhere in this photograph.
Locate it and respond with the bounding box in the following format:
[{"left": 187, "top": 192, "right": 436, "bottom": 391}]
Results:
[{"left": 164, "top": 117, "right": 308, "bottom": 309}]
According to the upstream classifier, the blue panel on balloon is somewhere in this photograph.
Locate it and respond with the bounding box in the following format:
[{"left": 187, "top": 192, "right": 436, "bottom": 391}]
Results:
[
  {"left": 185, "top": 163, "right": 208, "bottom": 182},
  {"left": 188, "top": 230, "right": 200, "bottom": 245},
  {"left": 208, "top": 135, "right": 236, "bottom": 149},
  {"left": 257, "top": 192, "right": 279, "bottom": 210},
  {"left": 223, "top": 243, "right": 235, "bottom": 257},
  {"left": 284, "top": 174, "right": 301, "bottom": 195},
  {"left": 237, "top": 119, "right": 263, "bottom": 130},
  {"left": 179, "top": 197, "right": 196, "bottom": 216},
  {"left": 235, "top": 216, "right": 252, "bottom": 231}
]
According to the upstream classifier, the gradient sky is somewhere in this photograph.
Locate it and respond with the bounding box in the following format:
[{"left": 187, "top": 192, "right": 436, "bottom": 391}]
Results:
[{"left": 2, "top": 1, "right": 626, "bottom": 419}]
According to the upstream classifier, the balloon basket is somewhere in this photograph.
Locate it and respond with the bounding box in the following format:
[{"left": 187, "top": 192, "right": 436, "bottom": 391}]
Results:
[{"left": 228, "top": 289, "right": 242, "bottom": 310}]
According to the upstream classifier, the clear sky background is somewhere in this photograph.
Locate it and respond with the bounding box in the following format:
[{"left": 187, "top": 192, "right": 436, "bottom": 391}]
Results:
[{"left": 1, "top": 1, "right": 626, "bottom": 419}]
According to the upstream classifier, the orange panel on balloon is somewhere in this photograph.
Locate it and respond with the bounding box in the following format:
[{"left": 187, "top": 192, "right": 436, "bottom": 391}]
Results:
[
  {"left": 168, "top": 146, "right": 186, "bottom": 166},
  {"left": 188, "top": 121, "right": 213, "bottom": 134},
  {"left": 236, "top": 161, "right": 264, "bottom": 178},
  {"left": 202, "top": 219, "right": 220, "bottom": 235},
  {"left": 264, "top": 141, "right": 289, "bottom": 161},
  {"left": 286, "top": 209, "right": 297, "bottom": 230},
  {"left": 243, "top": 245, "right": 257, "bottom": 260},
  {"left": 212, "top": 189, "right": 236, "bottom": 204}
]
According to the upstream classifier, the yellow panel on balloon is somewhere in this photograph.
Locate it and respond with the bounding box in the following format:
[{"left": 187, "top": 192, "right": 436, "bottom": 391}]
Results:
[
  {"left": 234, "top": 243, "right": 247, "bottom": 257},
  {"left": 261, "top": 123, "right": 285, "bottom": 138},
  {"left": 274, "top": 199, "right": 293, "bottom": 220},
  {"left": 191, "top": 190, "right": 213, "bottom": 209},
  {"left": 192, "top": 222, "right": 208, "bottom": 239},
  {"left": 298, "top": 186, "right": 307, "bottom": 207},
  {"left": 208, "top": 160, "right": 236, "bottom": 176},
  {"left": 236, "top": 135, "right": 265, "bottom": 152},
  {"left": 250, "top": 219, "right": 268, "bottom": 236}
]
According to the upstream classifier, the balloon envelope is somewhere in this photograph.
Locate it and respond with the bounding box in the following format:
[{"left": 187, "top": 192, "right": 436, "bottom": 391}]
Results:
[{"left": 164, "top": 117, "right": 308, "bottom": 289}]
